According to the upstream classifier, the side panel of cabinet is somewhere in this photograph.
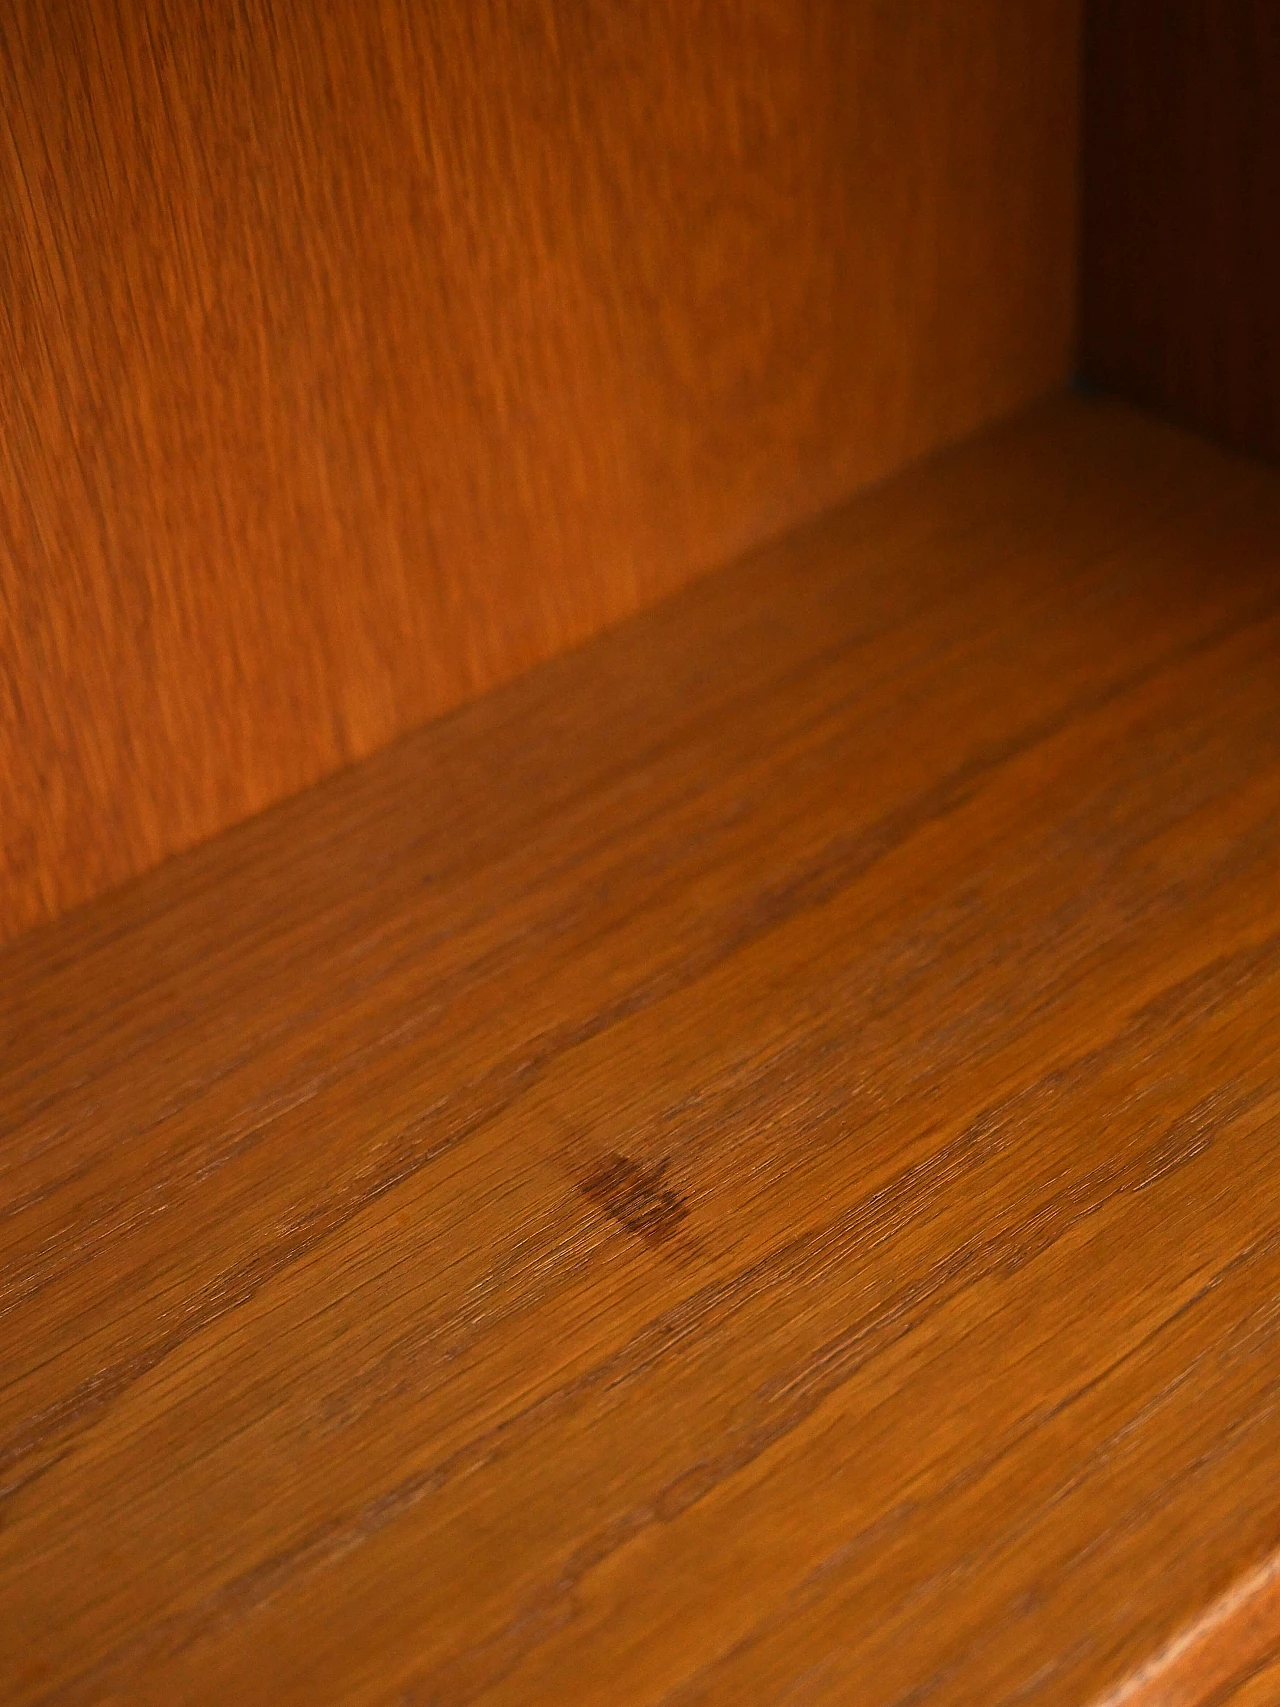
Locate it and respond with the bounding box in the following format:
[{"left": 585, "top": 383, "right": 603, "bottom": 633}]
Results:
[{"left": 1082, "top": 2, "right": 1280, "bottom": 463}]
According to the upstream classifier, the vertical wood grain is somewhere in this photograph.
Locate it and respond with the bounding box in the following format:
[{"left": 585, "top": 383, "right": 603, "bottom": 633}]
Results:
[
  {"left": 1082, "top": 1, "right": 1280, "bottom": 462},
  {"left": 0, "top": 0, "right": 1081, "bottom": 942}
]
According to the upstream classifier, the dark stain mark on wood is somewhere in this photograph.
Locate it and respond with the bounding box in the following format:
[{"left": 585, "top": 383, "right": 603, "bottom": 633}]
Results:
[{"left": 580, "top": 1154, "right": 689, "bottom": 1246}]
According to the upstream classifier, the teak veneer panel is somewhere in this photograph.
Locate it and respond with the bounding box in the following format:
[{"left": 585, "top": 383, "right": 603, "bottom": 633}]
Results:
[
  {"left": 5, "top": 400, "right": 1280, "bottom": 1703},
  {"left": 1083, "top": 0, "right": 1280, "bottom": 465},
  {"left": 0, "top": 0, "right": 1081, "bottom": 944}
]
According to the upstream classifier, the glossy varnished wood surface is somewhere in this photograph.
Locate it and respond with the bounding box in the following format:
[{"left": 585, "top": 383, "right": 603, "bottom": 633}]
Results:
[
  {"left": 5, "top": 400, "right": 1280, "bottom": 1704},
  {"left": 0, "top": 0, "right": 1080, "bottom": 943}
]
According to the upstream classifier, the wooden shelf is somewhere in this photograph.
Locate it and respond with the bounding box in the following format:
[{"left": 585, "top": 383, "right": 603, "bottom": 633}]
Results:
[{"left": 5, "top": 397, "right": 1280, "bottom": 1705}]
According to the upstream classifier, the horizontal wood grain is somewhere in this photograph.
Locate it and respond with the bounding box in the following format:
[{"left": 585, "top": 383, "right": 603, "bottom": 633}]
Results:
[
  {"left": 5, "top": 399, "right": 1280, "bottom": 1704},
  {"left": 1082, "top": 1, "right": 1280, "bottom": 463},
  {"left": 0, "top": 0, "right": 1081, "bottom": 944}
]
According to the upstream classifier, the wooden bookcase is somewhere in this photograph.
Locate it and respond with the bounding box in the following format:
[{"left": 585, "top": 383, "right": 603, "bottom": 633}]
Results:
[{"left": 3, "top": 6, "right": 1279, "bottom": 1701}]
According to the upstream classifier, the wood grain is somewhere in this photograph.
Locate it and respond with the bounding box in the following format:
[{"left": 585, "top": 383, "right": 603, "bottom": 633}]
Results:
[
  {"left": 5, "top": 398, "right": 1280, "bottom": 1704},
  {"left": 1082, "top": 1, "right": 1280, "bottom": 463},
  {"left": 0, "top": 0, "right": 1082, "bottom": 944},
  {"left": 1214, "top": 1651, "right": 1280, "bottom": 1707},
  {"left": 1097, "top": 1553, "right": 1280, "bottom": 1706}
]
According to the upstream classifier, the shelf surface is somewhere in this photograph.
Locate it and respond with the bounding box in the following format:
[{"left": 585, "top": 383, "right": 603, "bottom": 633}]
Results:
[{"left": 5, "top": 398, "right": 1280, "bottom": 1704}]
